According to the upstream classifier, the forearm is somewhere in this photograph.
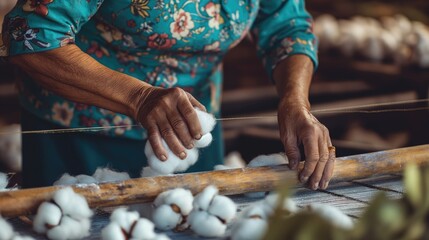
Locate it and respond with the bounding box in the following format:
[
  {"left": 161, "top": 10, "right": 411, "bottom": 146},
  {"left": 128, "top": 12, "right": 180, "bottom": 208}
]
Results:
[
  {"left": 273, "top": 54, "right": 314, "bottom": 109},
  {"left": 9, "top": 44, "right": 150, "bottom": 119}
]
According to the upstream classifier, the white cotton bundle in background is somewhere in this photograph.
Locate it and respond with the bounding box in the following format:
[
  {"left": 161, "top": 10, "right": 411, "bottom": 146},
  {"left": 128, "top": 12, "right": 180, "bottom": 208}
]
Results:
[
  {"left": 214, "top": 151, "right": 246, "bottom": 170},
  {"left": 0, "top": 216, "right": 14, "bottom": 240},
  {"left": 101, "top": 207, "right": 170, "bottom": 240},
  {"left": 141, "top": 166, "right": 165, "bottom": 178},
  {"left": 0, "top": 124, "right": 22, "bottom": 173},
  {"left": 152, "top": 188, "right": 194, "bottom": 231},
  {"left": 92, "top": 168, "right": 130, "bottom": 183},
  {"left": 313, "top": 14, "right": 340, "bottom": 50},
  {"left": 0, "top": 172, "right": 8, "bottom": 190},
  {"left": 187, "top": 185, "right": 237, "bottom": 238},
  {"left": 33, "top": 187, "right": 93, "bottom": 239},
  {"left": 304, "top": 203, "right": 354, "bottom": 230},
  {"left": 145, "top": 108, "right": 216, "bottom": 174},
  {"left": 245, "top": 153, "right": 288, "bottom": 198}
]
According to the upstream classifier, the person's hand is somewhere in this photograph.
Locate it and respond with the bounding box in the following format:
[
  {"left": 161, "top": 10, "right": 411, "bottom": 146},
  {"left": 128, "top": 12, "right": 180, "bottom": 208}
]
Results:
[
  {"left": 135, "top": 87, "right": 206, "bottom": 161},
  {"left": 278, "top": 102, "right": 335, "bottom": 190}
]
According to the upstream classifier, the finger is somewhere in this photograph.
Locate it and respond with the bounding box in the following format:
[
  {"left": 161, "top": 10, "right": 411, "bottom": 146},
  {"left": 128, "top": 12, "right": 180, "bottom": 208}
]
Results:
[
  {"left": 168, "top": 112, "right": 194, "bottom": 149},
  {"left": 299, "top": 135, "right": 319, "bottom": 184},
  {"left": 147, "top": 123, "right": 168, "bottom": 161},
  {"left": 284, "top": 134, "right": 301, "bottom": 170},
  {"left": 308, "top": 137, "right": 330, "bottom": 190},
  {"left": 157, "top": 116, "right": 187, "bottom": 160},
  {"left": 187, "top": 92, "right": 206, "bottom": 112},
  {"left": 320, "top": 145, "right": 336, "bottom": 190},
  {"left": 178, "top": 95, "right": 203, "bottom": 140}
]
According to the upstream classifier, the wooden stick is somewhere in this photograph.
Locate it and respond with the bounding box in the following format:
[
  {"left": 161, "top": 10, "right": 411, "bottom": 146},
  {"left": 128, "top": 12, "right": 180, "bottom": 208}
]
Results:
[{"left": 1, "top": 144, "right": 428, "bottom": 218}]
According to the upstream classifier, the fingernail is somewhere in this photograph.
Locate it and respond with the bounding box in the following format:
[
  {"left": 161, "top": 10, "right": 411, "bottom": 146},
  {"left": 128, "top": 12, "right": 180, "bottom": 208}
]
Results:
[
  {"left": 160, "top": 155, "right": 167, "bottom": 161},
  {"left": 312, "top": 182, "right": 319, "bottom": 190},
  {"left": 187, "top": 143, "right": 194, "bottom": 149},
  {"left": 320, "top": 180, "right": 326, "bottom": 189},
  {"left": 195, "top": 134, "right": 202, "bottom": 140},
  {"left": 300, "top": 175, "right": 308, "bottom": 183},
  {"left": 179, "top": 152, "right": 187, "bottom": 159},
  {"left": 323, "top": 181, "right": 330, "bottom": 189}
]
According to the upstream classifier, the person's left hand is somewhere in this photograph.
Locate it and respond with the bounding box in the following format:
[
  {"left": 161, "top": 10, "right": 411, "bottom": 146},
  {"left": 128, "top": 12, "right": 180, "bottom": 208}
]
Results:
[{"left": 277, "top": 101, "right": 335, "bottom": 190}]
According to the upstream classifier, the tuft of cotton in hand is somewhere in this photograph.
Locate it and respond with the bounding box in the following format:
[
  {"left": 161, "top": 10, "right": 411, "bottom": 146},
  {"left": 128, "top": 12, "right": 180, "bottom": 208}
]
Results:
[
  {"left": 305, "top": 203, "right": 354, "bottom": 230},
  {"left": 0, "top": 172, "right": 9, "bottom": 190},
  {"left": 194, "top": 108, "right": 216, "bottom": 135},
  {"left": 187, "top": 185, "right": 236, "bottom": 237},
  {"left": 92, "top": 168, "right": 130, "bottom": 183}
]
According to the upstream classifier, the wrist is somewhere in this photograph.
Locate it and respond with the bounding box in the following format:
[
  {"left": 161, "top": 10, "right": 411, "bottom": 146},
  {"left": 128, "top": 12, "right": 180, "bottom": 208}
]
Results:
[
  {"left": 130, "top": 84, "right": 156, "bottom": 122},
  {"left": 279, "top": 96, "right": 310, "bottom": 112}
]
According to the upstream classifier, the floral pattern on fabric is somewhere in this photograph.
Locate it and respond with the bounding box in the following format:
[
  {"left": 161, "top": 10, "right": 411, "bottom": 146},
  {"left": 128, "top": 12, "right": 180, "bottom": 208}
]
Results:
[{"left": 3, "top": 0, "right": 317, "bottom": 140}]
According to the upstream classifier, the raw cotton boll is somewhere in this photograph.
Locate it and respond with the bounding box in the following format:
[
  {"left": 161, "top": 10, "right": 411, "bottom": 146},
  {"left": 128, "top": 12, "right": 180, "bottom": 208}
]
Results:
[
  {"left": 239, "top": 203, "right": 270, "bottom": 220},
  {"left": 193, "top": 185, "right": 218, "bottom": 211},
  {"left": 393, "top": 43, "right": 412, "bottom": 66},
  {"left": 207, "top": 195, "right": 237, "bottom": 224},
  {"left": 0, "top": 172, "right": 8, "bottom": 189},
  {"left": 92, "top": 168, "right": 130, "bottom": 183},
  {"left": 361, "top": 35, "right": 385, "bottom": 62},
  {"left": 264, "top": 193, "right": 298, "bottom": 215},
  {"left": 194, "top": 108, "right": 216, "bottom": 135},
  {"left": 130, "top": 218, "right": 157, "bottom": 239},
  {"left": 33, "top": 202, "right": 62, "bottom": 234},
  {"left": 230, "top": 218, "right": 268, "bottom": 240},
  {"left": 110, "top": 208, "right": 140, "bottom": 233},
  {"left": 411, "top": 27, "right": 429, "bottom": 68},
  {"left": 52, "top": 187, "right": 93, "bottom": 219},
  {"left": 224, "top": 151, "right": 246, "bottom": 169},
  {"left": 75, "top": 175, "right": 97, "bottom": 184},
  {"left": 214, "top": 164, "right": 232, "bottom": 170},
  {"left": 53, "top": 173, "right": 78, "bottom": 186},
  {"left": 187, "top": 210, "right": 226, "bottom": 238},
  {"left": 395, "top": 14, "right": 412, "bottom": 35},
  {"left": 101, "top": 223, "right": 125, "bottom": 240},
  {"left": 306, "top": 203, "right": 354, "bottom": 230},
  {"left": 0, "top": 216, "right": 14, "bottom": 240},
  {"left": 47, "top": 216, "right": 91, "bottom": 240},
  {"left": 314, "top": 14, "right": 340, "bottom": 50},
  {"left": 141, "top": 166, "right": 164, "bottom": 178},
  {"left": 152, "top": 204, "right": 182, "bottom": 231},
  {"left": 380, "top": 30, "right": 399, "bottom": 57},
  {"left": 193, "top": 133, "right": 212, "bottom": 148},
  {"left": 0, "top": 124, "right": 22, "bottom": 172},
  {"left": 247, "top": 153, "right": 288, "bottom": 168},
  {"left": 160, "top": 188, "right": 194, "bottom": 215}
]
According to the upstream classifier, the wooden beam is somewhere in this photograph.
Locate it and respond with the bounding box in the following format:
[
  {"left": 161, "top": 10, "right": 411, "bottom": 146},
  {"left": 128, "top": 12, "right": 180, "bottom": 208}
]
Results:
[{"left": 0, "top": 144, "right": 428, "bottom": 218}]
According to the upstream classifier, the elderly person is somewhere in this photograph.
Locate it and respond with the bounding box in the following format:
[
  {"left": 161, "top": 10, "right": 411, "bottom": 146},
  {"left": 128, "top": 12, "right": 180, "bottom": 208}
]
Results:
[{"left": 2, "top": 0, "right": 334, "bottom": 189}]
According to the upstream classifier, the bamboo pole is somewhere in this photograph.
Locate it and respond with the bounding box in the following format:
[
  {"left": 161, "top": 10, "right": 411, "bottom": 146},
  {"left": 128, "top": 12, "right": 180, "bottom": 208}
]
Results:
[{"left": 0, "top": 144, "right": 428, "bottom": 218}]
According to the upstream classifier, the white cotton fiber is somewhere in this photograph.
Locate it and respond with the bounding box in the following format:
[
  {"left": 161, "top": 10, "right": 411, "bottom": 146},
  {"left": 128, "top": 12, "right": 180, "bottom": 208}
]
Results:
[
  {"left": 0, "top": 172, "right": 8, "bottom": 190},
  {"left": 193, "top": 185, "right": 218, "bottom": 211},
  {"left": 33, "top": 202, "right": 62, "bottom": 234},
  {"left": 0, "top": 216, "right": 14, "bottom": 240},
  {"left": 11, "top": 235, "right": 36, "bottom": 240},
  {"left": 46, "top": 216, "right": 91, "bottom": 240},
  {"left": 75, "top": 175, "right": 98, "bottom": 184},
  {"left": 53, "top": 174, "right": 78, "bottom": 186},
  {"left": 0, "top": 124, "right": 22, "bottom": 172},
  {"left": 141, "top": 166, "right": 164, "bottom": 178},
  {"left": 194, "top": 108, "right": 216, "bottom": 135},
  {"left": 264, "top": 193, "right": 298, "bottom": 214},
  {"left": 52, "top": 187, "right": 93, "bottom": 220},
  {"left": 101, "top": 222, "right": 125, "bottom": 240},
  {"left": 194, "top": 133, "right": 213, "bottom": 148},
  {"left": 153, "top": 234, "right": 171, "bottom": 240},
  {"left": 208, "top": 195, "right": 237, "bottom": 224},
  {"left": 130, "top": 218, "right": 157, "bottom": 239},
  {"left": 110, "top": 208, "right": 140, "bottom": 233},
  {"left": 247, "top": 153, "right": 288, "bottom": 167},
  {"left": 188, "top": 210, "right": 226, "bottom": 238},
  {"left": 239, "top": 204, "right": 269, "bottom": 220},
  {"left": 230, "top": 218, "right": 268, "bottom": 240},
  {"left": 152, "top": 204, "right": 181, "bottom": 231},
  {"left": 161, "top": 188, "right": 194, "bottom": 215},
  {"left": 93, "top": 168, "right": 130, "bottom": 183},
  {"left": 306, "top": 203, "right": 354, "bottom": 230}
]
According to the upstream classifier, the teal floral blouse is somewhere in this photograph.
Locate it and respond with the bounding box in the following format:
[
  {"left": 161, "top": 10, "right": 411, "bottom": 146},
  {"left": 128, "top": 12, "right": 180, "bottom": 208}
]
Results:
[{"left": 3, "top": 0, "right": 317, "bottom": 140}]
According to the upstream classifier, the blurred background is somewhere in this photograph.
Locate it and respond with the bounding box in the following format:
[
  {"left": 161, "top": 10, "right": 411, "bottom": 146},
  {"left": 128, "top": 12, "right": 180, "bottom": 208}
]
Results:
[{"left": 0, "top": 0, "right": 428, "bottom": 175}]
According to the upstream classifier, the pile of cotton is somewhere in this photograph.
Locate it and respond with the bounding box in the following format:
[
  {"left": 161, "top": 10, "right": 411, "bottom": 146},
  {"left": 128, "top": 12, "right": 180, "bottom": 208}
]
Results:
[
  {"left": 54, "top": 167, "right": 130, "bottom": 186},
  {"left": 0, "top": 216, "right": 35, "bottom": 240}
]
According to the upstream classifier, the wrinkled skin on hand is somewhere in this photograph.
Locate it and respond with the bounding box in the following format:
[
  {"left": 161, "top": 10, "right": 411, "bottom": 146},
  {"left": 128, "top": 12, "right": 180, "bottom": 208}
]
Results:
[
  {"left": 278, "top": 103, "right": 335, "bottom": 190},
  {"left": 136, "top": 87, "right": 206, "bottom": 161}
]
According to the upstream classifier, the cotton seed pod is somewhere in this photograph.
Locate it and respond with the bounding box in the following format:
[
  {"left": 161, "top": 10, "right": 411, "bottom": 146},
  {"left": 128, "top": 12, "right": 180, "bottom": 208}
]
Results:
[
  {"left": 306, "top": 203, "right": 354, "bottom": 230},
  {"left": 193, "top": 185, "right": 218, "bottom": 211},
  {"left": 230, "top": 218, "right": 268, "bottom": 240},
  {"left": 152, "top": 204, "right": 182, "bottom": 231},
  {"left": 101, "top": 223, "right": 125, "bottom": 240},
  {"left": 0, "top": 172, "right": 8, "bottom": 190},
  {"left": 92, "top": 168, "right": 130, "bottom": 183},
  {"left": 193, "top": 133, "right": 213, "bottom": 148},
  {"left": 194, "top": 108, "right": 216, "bottom": 135},
  {"left": 187, "top": 210, "right": 226, "bottom": 238},
  {"left": 207, "top": 195, "right": 237, "bottom": 224},
  {"left": 52, "top": 187, "right": 93, "bottom": 220},
  {"left": 0, "top": 216, "right": 14, "bottom": 240},
  {"left": 53, "top": 174, "right": 78, "bottom": 186},
  {"left": 46, "top": 216, "right": 91, "bottom": 240},
  {"left": 33, "top": 202, "right": 62, "bottom": 234},
  {"left": 130, "top": 218, "right": 157, "bottom": 239},
  {"left": 160, "top": 188, "right": 194, "bottom": 215},
  {"left": 110, "top": 208, "right": 140, "bottom": 233}
]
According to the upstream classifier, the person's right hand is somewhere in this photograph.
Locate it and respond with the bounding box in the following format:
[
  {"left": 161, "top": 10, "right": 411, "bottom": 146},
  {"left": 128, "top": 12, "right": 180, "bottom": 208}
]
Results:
[{"left": 135, "top": 87, "right": 206, "bottom": 161}]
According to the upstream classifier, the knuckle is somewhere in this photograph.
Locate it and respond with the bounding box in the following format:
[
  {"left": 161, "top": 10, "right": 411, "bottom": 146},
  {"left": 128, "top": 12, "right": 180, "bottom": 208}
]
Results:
[
  {"left": 160, "top": 127, "right": 175, "bottom": 138},
  {"left": 171, "top": 87, "right": 184, "bottom": 97},
  {"left": 171, "top": 118, "right": 186, "bottom": 129}
]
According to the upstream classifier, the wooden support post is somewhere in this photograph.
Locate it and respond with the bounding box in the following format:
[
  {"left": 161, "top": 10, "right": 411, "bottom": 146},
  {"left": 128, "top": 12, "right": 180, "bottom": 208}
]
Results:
[{"left": 0, "top": 144, "right": 428, "bottom": 218}]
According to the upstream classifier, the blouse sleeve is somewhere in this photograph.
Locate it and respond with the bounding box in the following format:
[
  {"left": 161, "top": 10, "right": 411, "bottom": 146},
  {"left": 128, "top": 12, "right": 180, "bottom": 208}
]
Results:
[
  {"left": 251, "top": 0, "right": 318, "bottom": 80},
  {"left": 3, "top": 0, "right": 103, "bottom": 56}
]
